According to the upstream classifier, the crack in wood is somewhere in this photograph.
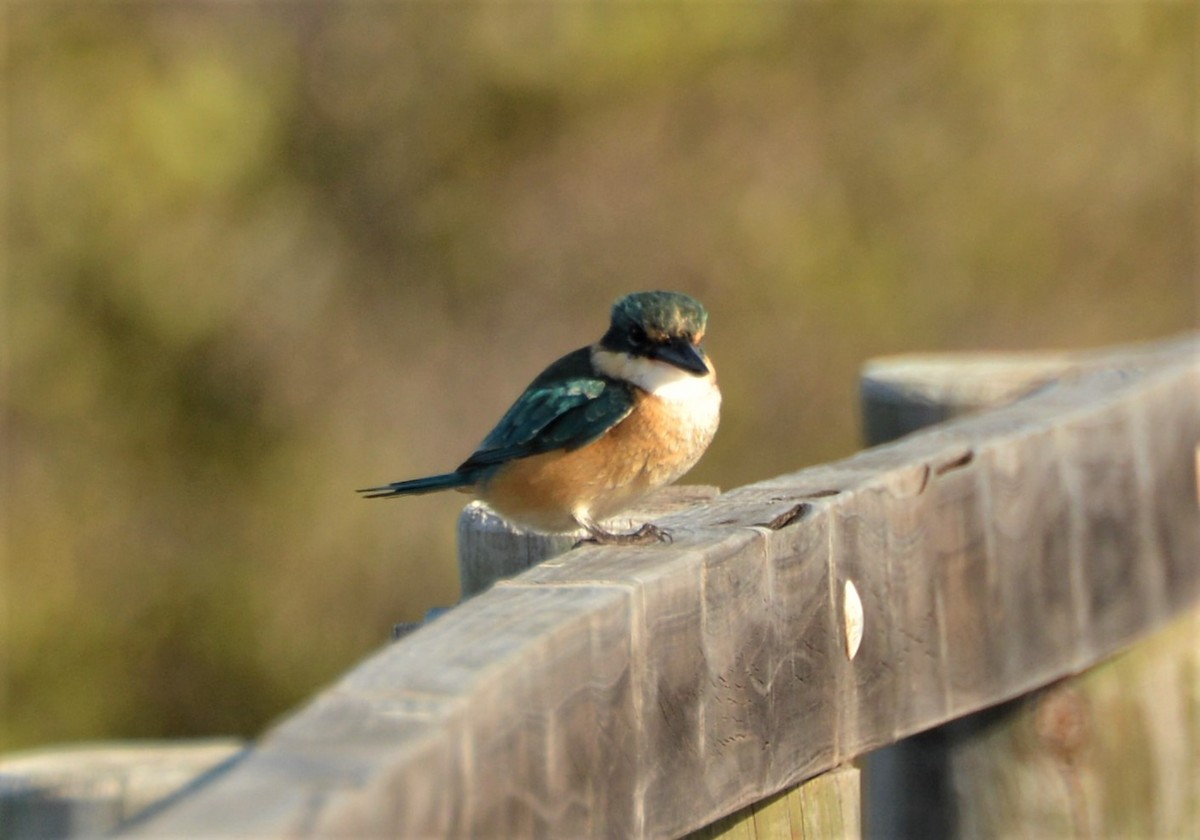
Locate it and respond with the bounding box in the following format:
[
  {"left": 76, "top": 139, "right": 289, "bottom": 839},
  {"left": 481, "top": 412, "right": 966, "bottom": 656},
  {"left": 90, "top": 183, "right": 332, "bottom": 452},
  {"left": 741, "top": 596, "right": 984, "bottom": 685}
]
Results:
[
  {"left": 934, "top": 450, "right": 975, "bottom": 475},
  {"left": 762, "top": 503, "right": 812, "bottom": 530}
]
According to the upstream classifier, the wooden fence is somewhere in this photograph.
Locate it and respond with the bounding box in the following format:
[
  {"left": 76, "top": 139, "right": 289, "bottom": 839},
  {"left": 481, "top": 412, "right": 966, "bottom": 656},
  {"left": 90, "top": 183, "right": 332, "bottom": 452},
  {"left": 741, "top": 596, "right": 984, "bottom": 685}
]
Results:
[{"left": 2, "top": 334, "right": 1197, "bottom": 838}]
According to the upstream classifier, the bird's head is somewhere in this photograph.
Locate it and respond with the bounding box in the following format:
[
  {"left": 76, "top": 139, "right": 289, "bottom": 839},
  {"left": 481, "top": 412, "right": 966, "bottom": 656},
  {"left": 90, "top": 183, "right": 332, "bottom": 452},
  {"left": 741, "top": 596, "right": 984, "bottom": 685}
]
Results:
[{"left": 599, "top": 291, "right": 710, "bottom": 376}]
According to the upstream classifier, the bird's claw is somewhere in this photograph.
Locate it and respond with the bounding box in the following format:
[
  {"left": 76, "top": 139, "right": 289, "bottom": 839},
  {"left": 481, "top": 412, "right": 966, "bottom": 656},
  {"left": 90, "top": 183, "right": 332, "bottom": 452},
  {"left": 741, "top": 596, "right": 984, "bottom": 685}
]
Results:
[
  {"left": 628, "top": 523, "right": 673, "bottom": 544},
  {"left": 574, "top": 522, "right": 672, "bottom": 548}
]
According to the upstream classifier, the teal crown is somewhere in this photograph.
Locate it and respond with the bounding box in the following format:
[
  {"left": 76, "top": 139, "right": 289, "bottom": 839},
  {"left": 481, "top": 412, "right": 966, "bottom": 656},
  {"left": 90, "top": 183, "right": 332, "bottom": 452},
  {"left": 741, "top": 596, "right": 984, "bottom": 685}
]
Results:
[{"left": 610, "top": 291, "right": 707, "bottom": 340}]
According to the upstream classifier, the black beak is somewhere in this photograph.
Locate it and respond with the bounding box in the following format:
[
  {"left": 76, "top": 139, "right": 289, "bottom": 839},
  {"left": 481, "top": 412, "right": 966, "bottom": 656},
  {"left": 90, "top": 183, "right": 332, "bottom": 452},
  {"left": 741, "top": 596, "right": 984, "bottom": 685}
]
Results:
[{"left": 653, "top": 338, "right": 710, "bottom": 375}]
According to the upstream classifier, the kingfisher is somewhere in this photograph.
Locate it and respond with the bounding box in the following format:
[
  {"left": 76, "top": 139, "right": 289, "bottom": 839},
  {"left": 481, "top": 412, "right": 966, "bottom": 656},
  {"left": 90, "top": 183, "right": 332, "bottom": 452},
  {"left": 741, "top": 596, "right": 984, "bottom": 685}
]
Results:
[{"left": 358, "top": 291, "right": 720, "bottom": 544}]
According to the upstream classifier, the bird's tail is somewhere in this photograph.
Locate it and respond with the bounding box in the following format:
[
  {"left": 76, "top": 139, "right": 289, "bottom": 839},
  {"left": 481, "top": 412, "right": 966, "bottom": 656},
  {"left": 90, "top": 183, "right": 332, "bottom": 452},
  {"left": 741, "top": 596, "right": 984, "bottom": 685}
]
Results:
[{"left": 357, "top": 472, "right": 471, "bottom": 499}]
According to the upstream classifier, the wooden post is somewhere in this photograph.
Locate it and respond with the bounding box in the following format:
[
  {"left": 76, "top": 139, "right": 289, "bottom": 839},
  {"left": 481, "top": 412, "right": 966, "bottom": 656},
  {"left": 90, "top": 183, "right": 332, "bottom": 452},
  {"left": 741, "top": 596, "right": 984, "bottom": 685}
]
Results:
[
  {"left": 457, "top": 485, "right": 720, "bottom": 598},
  {"left": 691, "top": 765, "right": 862, "bottom": 840},
  {"left": 860, "top": 338, "right": 1200, "bottom": 838}
]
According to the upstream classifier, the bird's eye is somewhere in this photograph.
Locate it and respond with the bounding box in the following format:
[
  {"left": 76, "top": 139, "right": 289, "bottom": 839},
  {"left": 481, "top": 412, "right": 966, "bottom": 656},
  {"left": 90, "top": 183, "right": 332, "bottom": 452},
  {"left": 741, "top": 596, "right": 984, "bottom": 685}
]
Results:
[{"left": 629, "top": 325, "right": 647, "bottom": 343}]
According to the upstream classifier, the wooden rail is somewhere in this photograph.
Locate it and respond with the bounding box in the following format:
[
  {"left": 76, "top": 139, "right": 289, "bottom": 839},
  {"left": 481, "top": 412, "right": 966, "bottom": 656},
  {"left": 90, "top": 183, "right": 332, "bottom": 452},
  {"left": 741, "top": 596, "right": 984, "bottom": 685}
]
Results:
[
  {"left": 107, "top": 333, "right": 1199, "bottom": 838},
  {"left": 5, "top": 335, "right": 1193, "bottom": 839}
]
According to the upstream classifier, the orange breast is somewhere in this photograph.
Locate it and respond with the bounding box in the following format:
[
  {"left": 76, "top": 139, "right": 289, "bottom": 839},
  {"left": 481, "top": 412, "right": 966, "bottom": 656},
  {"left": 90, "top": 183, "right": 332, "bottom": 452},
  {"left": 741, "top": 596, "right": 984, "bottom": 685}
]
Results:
[{"left": 477, "top": 391, "right": 712, "bottom": 532}]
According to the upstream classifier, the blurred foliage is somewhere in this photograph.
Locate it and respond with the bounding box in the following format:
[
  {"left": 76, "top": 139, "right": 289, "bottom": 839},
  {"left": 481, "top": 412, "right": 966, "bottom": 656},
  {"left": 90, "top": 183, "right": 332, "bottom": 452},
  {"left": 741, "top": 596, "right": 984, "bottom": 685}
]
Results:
[{"left": 3, "top": 5, "right": 1195, "bottom": 751}]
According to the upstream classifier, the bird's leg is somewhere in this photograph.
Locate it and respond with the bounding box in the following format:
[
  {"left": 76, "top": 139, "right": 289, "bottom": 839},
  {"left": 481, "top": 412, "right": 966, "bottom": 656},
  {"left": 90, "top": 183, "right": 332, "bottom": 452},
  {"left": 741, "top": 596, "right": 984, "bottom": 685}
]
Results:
[{"left": 573, "top": 514, "right": 672, "bottom": 547}]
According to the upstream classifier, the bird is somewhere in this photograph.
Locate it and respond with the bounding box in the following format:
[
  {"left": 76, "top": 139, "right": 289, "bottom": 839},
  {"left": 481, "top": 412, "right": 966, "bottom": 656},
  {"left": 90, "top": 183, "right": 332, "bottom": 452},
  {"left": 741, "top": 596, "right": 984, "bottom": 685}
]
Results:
[{"left": 358, "top": 291, "right": 720, "bottom": 544}]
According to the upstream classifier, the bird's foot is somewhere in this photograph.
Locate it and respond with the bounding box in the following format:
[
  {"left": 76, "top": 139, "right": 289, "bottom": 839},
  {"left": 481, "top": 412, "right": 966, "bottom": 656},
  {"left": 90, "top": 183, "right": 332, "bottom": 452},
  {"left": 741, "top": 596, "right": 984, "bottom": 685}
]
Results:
[{"left": 575, "top": 522, "right": 672, "bottom": 548}]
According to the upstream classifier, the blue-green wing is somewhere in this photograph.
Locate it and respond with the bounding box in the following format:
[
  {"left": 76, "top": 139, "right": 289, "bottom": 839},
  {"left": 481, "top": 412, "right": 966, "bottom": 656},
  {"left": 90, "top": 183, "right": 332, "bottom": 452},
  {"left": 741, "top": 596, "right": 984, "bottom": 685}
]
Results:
[{"left": 457, "top": 352, "right": 634, "bottom": 472}]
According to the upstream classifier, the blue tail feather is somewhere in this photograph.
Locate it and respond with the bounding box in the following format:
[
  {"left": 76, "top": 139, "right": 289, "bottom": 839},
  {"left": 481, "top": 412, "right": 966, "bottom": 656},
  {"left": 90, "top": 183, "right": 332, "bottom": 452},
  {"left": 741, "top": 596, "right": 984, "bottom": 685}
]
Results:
[{"left": 357, "top": 472, "right": 471, "bottom": 498}]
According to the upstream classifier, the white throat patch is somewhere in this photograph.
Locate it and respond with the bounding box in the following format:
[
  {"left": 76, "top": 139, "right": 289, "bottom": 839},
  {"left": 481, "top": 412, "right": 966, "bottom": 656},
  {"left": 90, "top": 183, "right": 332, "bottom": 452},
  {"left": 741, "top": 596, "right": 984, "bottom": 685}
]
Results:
[{"left": 592, "top": 348, "right": 715, "bottom": 403}]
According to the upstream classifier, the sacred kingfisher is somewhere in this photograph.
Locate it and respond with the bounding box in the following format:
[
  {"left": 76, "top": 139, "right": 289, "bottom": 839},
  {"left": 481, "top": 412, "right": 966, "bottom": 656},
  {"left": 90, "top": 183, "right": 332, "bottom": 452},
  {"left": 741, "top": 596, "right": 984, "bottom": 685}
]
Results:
[{"left": 359, "top": 291, "right": 720, "bottom": 544}]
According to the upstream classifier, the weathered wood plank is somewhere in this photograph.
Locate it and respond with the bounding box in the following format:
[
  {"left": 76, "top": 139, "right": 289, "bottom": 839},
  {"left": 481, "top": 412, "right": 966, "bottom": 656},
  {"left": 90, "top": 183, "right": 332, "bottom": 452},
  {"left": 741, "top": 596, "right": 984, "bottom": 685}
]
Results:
[
  {"left": 0, "top": 740, "right": 242, "bottom": 840},
  {"left": 119, "top": 335, "right": 1199, "bottom": 839},
  {"left": 1134, "top": 370, "right": 1200, "bottom": 614}
]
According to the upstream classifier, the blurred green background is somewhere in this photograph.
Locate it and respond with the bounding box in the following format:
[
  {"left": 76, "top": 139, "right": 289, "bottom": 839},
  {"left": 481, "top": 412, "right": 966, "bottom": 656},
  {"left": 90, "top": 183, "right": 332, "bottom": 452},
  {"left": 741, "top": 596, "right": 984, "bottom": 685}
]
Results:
[{"left": 4, "top": 5, "right": 1196, "bottom": 752}]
